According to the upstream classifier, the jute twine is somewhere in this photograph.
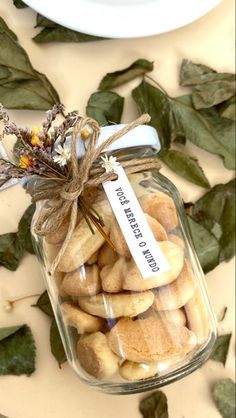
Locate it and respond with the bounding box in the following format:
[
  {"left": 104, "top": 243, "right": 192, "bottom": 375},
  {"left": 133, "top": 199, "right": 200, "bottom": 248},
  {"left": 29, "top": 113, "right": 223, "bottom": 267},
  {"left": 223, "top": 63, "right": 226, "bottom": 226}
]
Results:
[{"left": 30, "top": 113, "right": 161, "bottom": 274}]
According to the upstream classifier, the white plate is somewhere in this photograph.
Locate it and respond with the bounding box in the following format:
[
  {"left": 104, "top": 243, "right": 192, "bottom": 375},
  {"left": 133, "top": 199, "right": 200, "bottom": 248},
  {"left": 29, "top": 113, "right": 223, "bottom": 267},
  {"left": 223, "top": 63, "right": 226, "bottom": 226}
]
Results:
[{"left": 24, "top": 0, "right": 221, "bottom": 38}]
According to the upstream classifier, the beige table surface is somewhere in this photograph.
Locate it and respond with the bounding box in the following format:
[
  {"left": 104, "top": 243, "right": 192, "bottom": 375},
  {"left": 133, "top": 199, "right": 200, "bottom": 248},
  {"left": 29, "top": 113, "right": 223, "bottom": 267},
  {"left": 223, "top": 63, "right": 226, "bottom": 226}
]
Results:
[{"left": 0, "top": 0, "right": 235, "bottom": 417}]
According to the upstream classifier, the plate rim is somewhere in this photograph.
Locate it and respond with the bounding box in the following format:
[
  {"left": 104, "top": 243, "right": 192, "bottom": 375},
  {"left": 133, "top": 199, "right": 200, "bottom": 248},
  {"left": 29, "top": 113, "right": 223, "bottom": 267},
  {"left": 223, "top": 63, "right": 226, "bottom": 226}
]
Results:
[{"left": 23, "top": 0, "right": 222, "bottom": 38}]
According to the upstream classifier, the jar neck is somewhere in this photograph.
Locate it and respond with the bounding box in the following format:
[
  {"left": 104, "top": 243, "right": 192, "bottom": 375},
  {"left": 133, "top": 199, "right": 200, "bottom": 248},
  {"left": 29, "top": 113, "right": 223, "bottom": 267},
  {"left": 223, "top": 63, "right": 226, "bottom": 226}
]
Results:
[{"left": 104, "top": 145, "right": 158, "bottom": 161}]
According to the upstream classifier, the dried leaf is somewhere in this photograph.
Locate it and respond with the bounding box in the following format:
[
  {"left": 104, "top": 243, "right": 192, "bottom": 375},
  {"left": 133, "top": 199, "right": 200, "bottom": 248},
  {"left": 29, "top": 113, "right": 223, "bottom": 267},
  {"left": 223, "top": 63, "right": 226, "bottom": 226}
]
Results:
[
  {"left": 132, "top": 80, "right": 173, "bottom": 152},
  {"left": 180, "top": 59, "right": 217, "bottom": 86},
  {"left": 0, "top": 324, "right": 36, "bottom": 376},
  {"left": 171, "top": 96, "right": 235, "bottom": 170},
  {"left": 0, "top": 233, "right": 24, "bottom": 271},
  {"left": 210, "top": 334, "right": 232, "bottom": 365},
  {"left": 12, "top": 0, "right": 27, "bottom": 8},
  {"left": 33, "top": 290, "right": 54, "bottom": 317},
  {"left": 161, "top": 149, "right": 210, "bottom": 188},
  {"left": 212, "top": 379, "right": 235, "bottom": 418},
  {"left": 36, "top": 14, "right": 58, "bottom": 28},
  {"left": 219, "top": 96, "right": 236, "bottom": 121},
  {"left": 17, "top": 204, "right": 36, "bottom": 254},
  {"left": 99, "top": 59, "right": 153, "bottom": 90},
  {"left": 50, "top": 319, "right": 66, "bottom": 367},
  {"left": 0, "top": 18, "right": 60, "bottom": 109},
  {"left": 0, "top": 414, "right": 11, "bottom": 418},
  {"left": 139, "top": 391, "right": 169, "bottom": 418},
  {"left": 187, "top": 216, "right": 220, "bottom": 273},
  {"left": 0, "top": 16, "right": 17, "bottom": 40},
  {"left": 86, "top": 91, "right": 124, "bottom": 125},
  {"left": 33, "top": 27, "right": 106, "bottom": 43},
  {"left": 0, "top": 325, "right": 22, "bottom": 341},
  {"left": 33, "top": 14, "right": 106, "bottom": 43},
  {"left": 180, "top": 60, "right": 236, "bottom": 109},
  {"left": 193, "top": 178, "right": 235, "bottom": 262}
]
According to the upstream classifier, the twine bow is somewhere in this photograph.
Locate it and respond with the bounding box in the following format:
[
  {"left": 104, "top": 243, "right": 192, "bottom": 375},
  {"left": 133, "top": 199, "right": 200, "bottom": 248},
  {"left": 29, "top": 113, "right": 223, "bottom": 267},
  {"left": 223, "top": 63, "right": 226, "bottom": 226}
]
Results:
[{"left": 30, "top": 113, "right": 161, "bottom": 274}]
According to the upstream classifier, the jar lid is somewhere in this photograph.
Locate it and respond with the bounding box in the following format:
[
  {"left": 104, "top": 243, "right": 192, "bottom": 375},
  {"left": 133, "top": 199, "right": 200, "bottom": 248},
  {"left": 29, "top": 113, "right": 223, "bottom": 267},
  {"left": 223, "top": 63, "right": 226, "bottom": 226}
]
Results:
[{"left": 76, "top": 124, "right": 161, "bottom": 158}]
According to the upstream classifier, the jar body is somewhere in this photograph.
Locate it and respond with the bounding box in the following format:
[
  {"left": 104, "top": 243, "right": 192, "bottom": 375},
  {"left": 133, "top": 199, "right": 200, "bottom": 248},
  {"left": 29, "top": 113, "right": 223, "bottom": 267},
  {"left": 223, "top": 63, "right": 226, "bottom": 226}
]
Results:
[{"left": 31, "top": 148, "right": 217, "bottom": 394}]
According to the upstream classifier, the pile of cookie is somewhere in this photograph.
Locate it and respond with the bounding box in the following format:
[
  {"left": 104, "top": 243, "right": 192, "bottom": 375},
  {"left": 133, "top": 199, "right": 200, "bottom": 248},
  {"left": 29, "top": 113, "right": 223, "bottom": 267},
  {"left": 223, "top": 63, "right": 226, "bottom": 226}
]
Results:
[{"left": 44, "top": 189, "right": 210, "bottom": 382}]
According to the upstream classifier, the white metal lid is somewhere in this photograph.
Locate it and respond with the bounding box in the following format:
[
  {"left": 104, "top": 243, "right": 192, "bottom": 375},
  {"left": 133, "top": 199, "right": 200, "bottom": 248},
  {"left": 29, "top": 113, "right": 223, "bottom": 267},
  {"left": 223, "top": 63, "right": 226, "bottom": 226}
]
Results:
[{"left": 76, "top": 124, "right": 161, "bottom": 158}]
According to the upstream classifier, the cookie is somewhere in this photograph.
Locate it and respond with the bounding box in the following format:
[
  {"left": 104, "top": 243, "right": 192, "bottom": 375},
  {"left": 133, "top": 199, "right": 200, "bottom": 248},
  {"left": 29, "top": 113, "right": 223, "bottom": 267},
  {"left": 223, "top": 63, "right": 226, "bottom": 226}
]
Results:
[
  {"left": 45, "top": 221, "right": 70, "bottom": 245},
  {"left": 61, "top": 302, "right": 104, "bottom": 333},
  {"left": 57, "top": 200, "right": 114, "bottom": 272},
  {"left": 158, "top": 309, "right": 187, "bottom": 327},
  {"left": 100, "top": 258, "right": 127, "bottom": 293},
  {"left": 139, "top": 192, "right": 178, "bottom": 231},
  {"left": 153, "top": 261, "right": 196, "bottom": 310},
  {"left": 168, "top": 234, "right": 185, "bottom": 249},
  {"left": 78, "top": 291, "right": 154, "bottom": 319},
  {"left": 87, "top": 251, "right": 99, "bottom": 265},
  {"left": 184, "top": 291, "right": 211, "bottom": 344},
  {"left": 61, "top": 264, "right": 101, "bottom": 297},
  {"left": 43, "top": 240, "right": 61, "bottom": 264},
  {"left": 77, "top": 332, "right": 119, "bottom": 378},
  {"left": 97, "top": 242, "right": 119, "bottom": 268},
  {"left": 109, "top": 214, "right": 168, "bottom": 258},
  {"left": 122, "top": 241, "right": 184, "bottom": 291},
  {"left": 141, "top": 307, "right": 187, "bottom": 327},
  {"left": 119, "top": 361, "right": 159, "bottom": 381},
  {"left": 119, "top": 353, "right": 186, "bottom": 381},
  {"left": 108, "top": 317, "right": 197, "bottom": 363},
  {"left": 145, "top": 214, "right": 168, "bottom": 241}
]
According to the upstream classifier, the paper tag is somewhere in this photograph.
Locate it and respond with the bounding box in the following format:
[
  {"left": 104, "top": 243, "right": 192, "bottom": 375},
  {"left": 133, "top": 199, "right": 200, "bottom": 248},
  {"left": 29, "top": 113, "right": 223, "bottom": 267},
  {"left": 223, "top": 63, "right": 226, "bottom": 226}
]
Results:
[{"left": 102, "top": 165, "right": 170, "bottom": 279}]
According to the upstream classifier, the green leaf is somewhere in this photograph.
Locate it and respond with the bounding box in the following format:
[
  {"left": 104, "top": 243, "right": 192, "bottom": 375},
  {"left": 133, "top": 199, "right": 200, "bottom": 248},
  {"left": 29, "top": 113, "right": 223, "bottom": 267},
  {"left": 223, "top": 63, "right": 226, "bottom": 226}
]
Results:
[
  {"left": 99, "top": 59, "right": 153, "bottom": 90},
  {"left": 33, "top": 27, "right": 106, "bottom": 43},
  {"left": 139, "top": 391, "right": 169, "bottom": 418},
  {"left": 161, "top": 149, "right": 210, "bottom": 188},
  {"left": 210, "top": 334, "right": 232, "bottom": 365},
  {"left": 171, "top": 95, "right": 235, "bottom": 170},
  {"left": 86, "top": 91, "right": 124, "bottom": 125},
  {"left": 17, "top": 204, "right": 36, "bottom": 254},
  {"left": 0, "top": 18, "right": 60, "bottom": 109},
  {"left": 12, "top": 0, "right": 28, "bottom": 8},
  {"left": 0, "top": 324, "right": 36, "bottom": 376},
  {"left": 132, "top": 80, "right": 173, "bottom": 152},
  {"left": 0, "top": 325, "right": 22, "bottom": 341},
  {"left": 180, "top": 60, "right": 236, "bottom": 109},
  {"left": 193, "top": 179, "right": 235, "bottom": 262},
  {"left": 187, "top": 216, "right": 220, "bottom": 273},
  {"left": 212, "top": 379, "right": 235, "bottom": 418},
  {"left": 33, "top": 290, "right": 54, "bottom": 317},
  {"left": 50, "top": 319, "right": 66, "bottom": 367},
  {"left": 0, "top": 233, "right": 24, "bottom": 271}
]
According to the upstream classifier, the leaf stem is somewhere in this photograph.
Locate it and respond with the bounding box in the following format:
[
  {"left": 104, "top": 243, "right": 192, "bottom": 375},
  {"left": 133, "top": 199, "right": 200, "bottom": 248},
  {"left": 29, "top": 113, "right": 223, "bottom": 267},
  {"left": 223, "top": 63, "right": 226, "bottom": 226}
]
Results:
[{"left": 145, "top": 74, "right": 171, "bottom": 98}]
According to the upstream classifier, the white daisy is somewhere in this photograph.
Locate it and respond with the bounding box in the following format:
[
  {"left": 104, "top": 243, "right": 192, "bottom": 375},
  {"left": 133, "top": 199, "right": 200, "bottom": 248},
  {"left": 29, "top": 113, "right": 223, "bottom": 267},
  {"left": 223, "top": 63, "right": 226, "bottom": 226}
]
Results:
[
  {"left": 101, "top": 154, "right": 120, "bottom": 173},
  {"left": 53, "top": 143, "right": 71, "bottom": 166}
]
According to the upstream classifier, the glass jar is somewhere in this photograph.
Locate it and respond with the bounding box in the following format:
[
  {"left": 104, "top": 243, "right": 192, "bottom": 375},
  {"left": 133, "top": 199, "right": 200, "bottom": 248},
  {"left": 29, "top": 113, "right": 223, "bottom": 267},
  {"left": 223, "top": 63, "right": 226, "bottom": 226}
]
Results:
[{"left": 31, "top": 124, "right": 217, "bottom": 394}]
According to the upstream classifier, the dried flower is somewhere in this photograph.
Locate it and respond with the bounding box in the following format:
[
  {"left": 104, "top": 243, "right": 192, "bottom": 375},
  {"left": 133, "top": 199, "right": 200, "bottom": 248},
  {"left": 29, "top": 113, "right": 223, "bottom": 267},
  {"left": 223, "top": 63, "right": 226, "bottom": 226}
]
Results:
[
  {"left": 19, "top": 155, "right": 33, "bottom": 169},
  {"left": 81, "top": 124, "right": 93, "bottom": 140},
  {"left": 101, "top": 154, "right": 120, "bottom": 173},
  {"left": 31, "top": 127, "right": 42, "bottom": 147},
  {"left": 53, "top": 143, "right": 71, "bottom": 166}
]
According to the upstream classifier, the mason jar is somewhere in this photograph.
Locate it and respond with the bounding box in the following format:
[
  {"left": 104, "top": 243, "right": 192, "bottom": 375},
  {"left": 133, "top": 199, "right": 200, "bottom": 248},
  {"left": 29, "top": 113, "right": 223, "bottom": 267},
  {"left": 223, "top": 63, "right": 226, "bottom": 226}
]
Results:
[{"left": 31, "top": 124, "right": 217, "bottom": 394}]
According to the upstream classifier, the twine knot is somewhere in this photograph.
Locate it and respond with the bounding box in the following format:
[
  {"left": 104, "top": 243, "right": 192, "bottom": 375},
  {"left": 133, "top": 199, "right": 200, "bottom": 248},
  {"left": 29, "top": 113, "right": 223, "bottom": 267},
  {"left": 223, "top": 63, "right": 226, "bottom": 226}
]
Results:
[{"left": 30, "top": 113, "right": 161, "bottom": 274}]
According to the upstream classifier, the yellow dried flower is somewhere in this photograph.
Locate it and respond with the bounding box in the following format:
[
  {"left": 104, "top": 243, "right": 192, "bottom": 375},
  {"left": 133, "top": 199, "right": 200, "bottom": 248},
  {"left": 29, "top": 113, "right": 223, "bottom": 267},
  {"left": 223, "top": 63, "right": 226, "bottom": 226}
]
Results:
[
  {"left": 81, "top": 124, "right": 93, "bottom": 140},
  {"left": 19, "top": 155, "right": 33, "bottom": 169}
]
